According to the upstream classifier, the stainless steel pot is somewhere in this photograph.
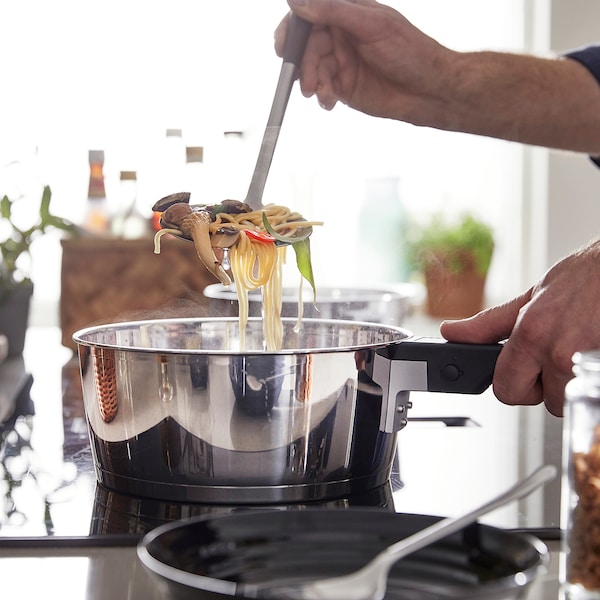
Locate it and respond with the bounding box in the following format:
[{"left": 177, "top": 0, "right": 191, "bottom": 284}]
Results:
[
  {"left": 203, "top": 283, "right": 414, "bottom": 325},
  {"left": 73, "top": 318, "right": 501, "bottom": 504}
]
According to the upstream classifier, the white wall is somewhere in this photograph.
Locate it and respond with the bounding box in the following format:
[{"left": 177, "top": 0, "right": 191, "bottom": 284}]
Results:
[
  {"left": 522, "top": 0, "right": 600, "bottom": 283},
  {"left": 545, "top": 0, "right": 600, "bottom": 269}
]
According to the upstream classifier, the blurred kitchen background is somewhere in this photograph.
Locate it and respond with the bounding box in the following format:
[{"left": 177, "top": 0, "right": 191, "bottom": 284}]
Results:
[
  {"left": 0, "top": 0, "right": 597, "bottom": 327},
  {"left": 1, "top": 0, "right": 600, "bottom": 545}
]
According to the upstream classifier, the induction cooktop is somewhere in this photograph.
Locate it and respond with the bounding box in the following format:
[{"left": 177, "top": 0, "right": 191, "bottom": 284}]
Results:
[{"left": 0, "top": 329, "right": 563, "bottom": 545}]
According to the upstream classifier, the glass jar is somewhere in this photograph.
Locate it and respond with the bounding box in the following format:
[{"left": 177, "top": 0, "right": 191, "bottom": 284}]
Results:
[{"left": 562, "top": 350, "right": 600, "bottom": 599}]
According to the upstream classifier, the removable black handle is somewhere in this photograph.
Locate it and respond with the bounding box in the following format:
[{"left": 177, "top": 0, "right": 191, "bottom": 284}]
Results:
[
  {"left": 283, "top": 13, "right": 312, "bottom": 68},
  {"left": 377, "top": 337, "right": 503, "bottom": 394}
]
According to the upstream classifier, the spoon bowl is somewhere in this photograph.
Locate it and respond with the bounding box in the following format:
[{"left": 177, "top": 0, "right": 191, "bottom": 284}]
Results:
[{"left": 160, "top": 221, "right": 313, "bottom": 247}]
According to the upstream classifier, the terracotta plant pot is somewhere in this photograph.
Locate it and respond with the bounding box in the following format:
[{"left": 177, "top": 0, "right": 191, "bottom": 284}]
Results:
[
  {"left": 0, "top": 281, "right": 34, "bottom": 356},
  {"left": 423, "top": 253, "right": 487, "bottom": 319}
]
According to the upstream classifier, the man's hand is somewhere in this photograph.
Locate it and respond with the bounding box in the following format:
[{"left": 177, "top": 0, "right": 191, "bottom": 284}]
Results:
[{"left": 441, "top": 240, "right": 600, "bottom": 416}]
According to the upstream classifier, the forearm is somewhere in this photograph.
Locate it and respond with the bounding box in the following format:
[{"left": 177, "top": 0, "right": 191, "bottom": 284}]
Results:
[{"left": 407, "top": 50, "right": 600, "bottom": 154}]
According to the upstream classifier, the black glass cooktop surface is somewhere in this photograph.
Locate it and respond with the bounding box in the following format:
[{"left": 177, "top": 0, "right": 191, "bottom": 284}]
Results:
[{"left": 0, "top": 327, "right": 562, "bottom": 545}]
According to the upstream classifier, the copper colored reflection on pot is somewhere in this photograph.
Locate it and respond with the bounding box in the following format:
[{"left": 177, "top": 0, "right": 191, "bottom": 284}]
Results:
[{"left": 92, "top": 347, "right": 118, "bottom": 423}]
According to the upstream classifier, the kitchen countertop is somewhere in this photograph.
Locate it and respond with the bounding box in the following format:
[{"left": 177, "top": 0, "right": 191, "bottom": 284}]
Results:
[
  {"left": 0, "top": 540, "right": 561, "bottom": 599},
  {"left": 0, "top": 316, "right": 564, "bottom": 598}
]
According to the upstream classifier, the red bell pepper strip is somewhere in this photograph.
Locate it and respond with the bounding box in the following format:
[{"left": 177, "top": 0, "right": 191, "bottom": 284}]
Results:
[{"left": 243, "top": 229, "right": 276, "bottom": 244}]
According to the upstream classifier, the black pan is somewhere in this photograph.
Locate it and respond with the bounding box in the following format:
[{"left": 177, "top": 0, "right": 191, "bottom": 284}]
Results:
[{"left": 137, "top": 508, "right": 547, "bottom": 599}]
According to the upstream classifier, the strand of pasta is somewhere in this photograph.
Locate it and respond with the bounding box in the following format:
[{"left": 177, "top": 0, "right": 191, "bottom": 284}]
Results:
[
  {"left": 262, "top": 247, "right": 285, "bottom": 351},
  {"left": 229, "top": 232, "right": 285, "bottom": 350}
]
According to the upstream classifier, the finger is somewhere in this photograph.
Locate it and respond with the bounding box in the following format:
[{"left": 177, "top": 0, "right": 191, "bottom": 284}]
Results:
[
  {"left": 274, "top": 12, "right": 290, "bottom": 57},
  {"left": 492, "top": 335, "right": 544, "bottom": 408},
  {"left": 541, "top": 368, "right": 569, "bottom": 417},
  {"left": 313, "top": 53, "right": 340, "bottom": 107},
  {"left": 287, "top": 0, "right": 380, "bottom": 27},
  {"left": 298, "top": 27, "right": 336, "bottom": 97},
  {"left": 440, "top": 289, "right": 533, "bottom": 343}
]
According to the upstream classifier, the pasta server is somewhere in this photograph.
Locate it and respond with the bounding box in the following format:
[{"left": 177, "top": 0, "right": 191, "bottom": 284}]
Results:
[
  {"left": 152, "top": 193, "right": 313, "bottom": 247},
  {"left": 244, "top": 13, "right": 312, "bottom": 210}
]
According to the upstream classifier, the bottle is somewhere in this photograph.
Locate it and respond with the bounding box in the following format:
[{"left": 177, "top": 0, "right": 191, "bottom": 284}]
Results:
[
  {"left": 185, "top": 146, "right": 205, "bottom": 205},
  {"left": 152, "top": 129, "right": 185, "bottom": 230},
  {"left": 358, "top": 177, "right": 408, "bottom": 283},
  {"left": 159, "top": 128, "right": 185, "bottom": 197},
  {"left": 561, "top": 350, "right": 600, "bottom": 599},
  {"left": 221, "top": 131, "right": 245, "bottom": 200},
  {"left": 111, "top": 171, "right": 150, "bottom": 239},
  {"left": 83, "top": 149, "right": 110, "bottom": 235}
]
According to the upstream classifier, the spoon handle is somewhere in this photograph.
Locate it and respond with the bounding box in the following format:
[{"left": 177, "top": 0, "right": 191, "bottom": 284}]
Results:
[
  {"left": 245, "top": 15, "right": 312, "bottom": 210},
  {"left": 374, "top": 464, "right": 557, "bottom": 572},
  {"left": 281, "top": 14, "right": 313, "bottom": 78}
]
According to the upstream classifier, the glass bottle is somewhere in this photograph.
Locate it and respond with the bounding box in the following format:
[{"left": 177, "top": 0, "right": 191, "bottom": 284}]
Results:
[
  {"left": 221, "top": 130, "right": 245, "bottom": 200},
  {"left": 152, "top": 128, "right": 185, "bottom": 231},
  {"left": 160, "top": 128, "right": 185, "bottom": 196},
  {"left": 111, "top": 171, "right": 150, "bottom": 239},
  {"left": 185, "top": 146, "right": 205, "bottom": 205},
  {"left": 83, "top": 149, "right": 110, "bottom": 235},
  {"left": 358, "top": 177, "right": 408, "bottom": 283},
  {"left": 562, "top": 350, "right": 600, "bottom": 599}
]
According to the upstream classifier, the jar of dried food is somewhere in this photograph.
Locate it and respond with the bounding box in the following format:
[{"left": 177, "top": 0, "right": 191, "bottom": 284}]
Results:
[{"left": 562, "top": 350, "right": 600, "bottom": 599}]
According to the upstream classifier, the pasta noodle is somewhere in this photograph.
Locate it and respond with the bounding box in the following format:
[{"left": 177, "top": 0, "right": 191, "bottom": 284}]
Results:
[
  {"left": 153, "top": 200, "right": 322, "bottom": 352},
  {"left": 217, "top": 205, "right": 309, "bottom": 351},
  {"left": 229, "top": 232, "right": 285, "bottom": 350}
]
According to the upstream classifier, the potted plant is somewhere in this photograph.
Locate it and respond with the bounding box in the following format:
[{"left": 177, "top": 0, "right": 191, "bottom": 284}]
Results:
[
  {"left": 406, "top": 212, "right": 495, "bottom": 319},
  {"left": 0, "top": 185, "right": 76, "bottom": 356}
]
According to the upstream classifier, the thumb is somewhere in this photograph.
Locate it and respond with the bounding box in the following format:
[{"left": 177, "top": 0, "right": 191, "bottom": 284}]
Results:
[
  {"left": 287, "top": 0, "right": 380, "bottom": 27},
  {"left": 440, "top": 290, "right": 533, "bottom": 344}
]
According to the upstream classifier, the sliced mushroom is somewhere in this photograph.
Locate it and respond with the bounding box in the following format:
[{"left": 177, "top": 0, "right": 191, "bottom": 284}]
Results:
[
  {"left": 152, "top": 192, "right": 191, "bottom": 213},
  {"left": 179, "top": 211, "right": 232, "bottom": 286}
]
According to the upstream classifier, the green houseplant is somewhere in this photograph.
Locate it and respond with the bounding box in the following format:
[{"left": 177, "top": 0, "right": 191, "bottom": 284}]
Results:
[
  {"left": 406, "top": 213, "right": 495, "bottom": 318},
  {"left": 0, "top": 185, "right": 76, "bottom": 355}
]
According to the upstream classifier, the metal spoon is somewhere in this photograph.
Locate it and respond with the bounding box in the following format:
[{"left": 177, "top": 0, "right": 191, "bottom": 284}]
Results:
[
  {"left": 244, "top": 14, "right": 312, "bottom": 211},
  {"left": 250, "top": 464, "right": 557, "bottom": 600},
  {"left": 152, "top": 17, "right": 313, "bottom": 244}
]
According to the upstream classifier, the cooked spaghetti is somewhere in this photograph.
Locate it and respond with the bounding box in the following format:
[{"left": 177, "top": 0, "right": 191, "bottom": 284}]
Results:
[
  {"left": 229, "top": 231, "right": 285, "bottom": 350},
  {"left": 153, "top": 198, "right": 322, "bottom": 351}
]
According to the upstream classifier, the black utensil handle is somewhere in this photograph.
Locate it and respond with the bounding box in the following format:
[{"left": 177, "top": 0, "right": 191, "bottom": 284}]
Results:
[
  {"left": 283, "top": 13, "right": 312, "bottom": 68},
  {"left": 377, "top": 337, "right": 503, "bottom": 394}
]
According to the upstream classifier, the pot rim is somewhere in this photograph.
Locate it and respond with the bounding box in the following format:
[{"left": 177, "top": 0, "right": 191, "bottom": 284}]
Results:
[{"left": 72, "top": 316, "right": 413, "bottom": 356}]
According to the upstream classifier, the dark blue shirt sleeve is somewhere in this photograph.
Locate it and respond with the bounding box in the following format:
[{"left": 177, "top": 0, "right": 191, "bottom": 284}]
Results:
[
  {"left": 564, "top": 45, "right": 600, "bottom": 167},
  {"left": 565, "top": 45, "right": 600, "bottom": 167},
  {"left": 565, "top": 45, "right": 600, "bottom": 84}
]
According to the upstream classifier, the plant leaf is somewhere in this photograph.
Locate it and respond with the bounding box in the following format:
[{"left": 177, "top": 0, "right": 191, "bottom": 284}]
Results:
[
  {"left": 1, "top": 195, "right": 11, "bottom": 220},
  {"left": 40, "top": 185, "right": 51, "bottom": 219}
]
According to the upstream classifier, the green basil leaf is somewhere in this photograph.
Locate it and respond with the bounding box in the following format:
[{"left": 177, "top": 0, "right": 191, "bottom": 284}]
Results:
[
  {"left": 292, "top": 237, "right": 317, "bottom": 305},
  {"left": 262, "top": 212, "right": 317, "bottom": 304},
  {"left": 261, "top": 212, "right": 291, "bottom": 243}
]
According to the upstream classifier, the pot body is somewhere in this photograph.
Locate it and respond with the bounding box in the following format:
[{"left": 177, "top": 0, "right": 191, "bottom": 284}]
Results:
[{"left": 75, "top": 318, "right": 409, "bottom": 503}]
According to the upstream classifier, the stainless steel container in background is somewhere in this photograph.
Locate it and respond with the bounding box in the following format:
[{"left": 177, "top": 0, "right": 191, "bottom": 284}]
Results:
[{"left": 203, "top": 283, "right": 415, "bottom": 326}]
